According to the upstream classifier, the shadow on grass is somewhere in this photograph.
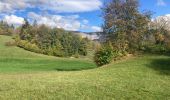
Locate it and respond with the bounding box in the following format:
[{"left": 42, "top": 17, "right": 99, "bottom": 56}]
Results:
[
  {"left": 147, "top": 58, "right": 170, "bottom": 75},
  {"left": 55, "top": 67, "right": 97, "bottom": 71}
]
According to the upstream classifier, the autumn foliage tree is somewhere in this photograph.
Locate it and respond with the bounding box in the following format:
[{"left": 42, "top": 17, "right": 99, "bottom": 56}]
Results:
[{"left": 101, "top": 0, "right": 151, "bottom": 53}]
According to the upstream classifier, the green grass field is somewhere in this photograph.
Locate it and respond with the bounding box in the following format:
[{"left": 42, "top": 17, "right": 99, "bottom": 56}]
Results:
[{"left": 0, "top": 35, "right": 170, "bottom": 99}]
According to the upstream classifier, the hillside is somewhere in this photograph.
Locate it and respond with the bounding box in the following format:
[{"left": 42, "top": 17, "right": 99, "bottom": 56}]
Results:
[
  {"left": 0, "top": 35, "right": 170, "bottom": 99},
  {"left": 0, "top": 35, "right": 96, "bottom": 72}
]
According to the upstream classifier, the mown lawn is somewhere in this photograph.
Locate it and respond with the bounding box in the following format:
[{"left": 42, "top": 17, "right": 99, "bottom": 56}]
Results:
[{"left": 0, "top": 35, "right": 170, "bottom": 100}]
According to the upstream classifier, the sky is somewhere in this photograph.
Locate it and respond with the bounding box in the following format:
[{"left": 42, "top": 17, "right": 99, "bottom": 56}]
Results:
[{"left": 0, "top": 0, "right": 170, "bottom": 32}]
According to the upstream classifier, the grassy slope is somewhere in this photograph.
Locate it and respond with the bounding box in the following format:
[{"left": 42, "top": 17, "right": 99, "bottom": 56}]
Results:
[
  {"left": 0, "top": 35, "right": 96, "bottom": 72},
  {"left": 0, "top": 35, "right": 170, "bottom": 99}
]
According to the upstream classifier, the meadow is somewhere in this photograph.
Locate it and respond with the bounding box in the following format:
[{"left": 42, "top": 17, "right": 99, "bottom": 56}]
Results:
[{"left": 0, "top": 35, "right": 170, "bottom": 99}]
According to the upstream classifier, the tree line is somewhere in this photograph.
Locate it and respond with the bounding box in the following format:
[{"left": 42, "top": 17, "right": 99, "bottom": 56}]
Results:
[
  {"left": 0, "top": 21, "right": 14, "bottom": 35},
  {"left": 16, "top": 19, "right": 89, "bottom": 57}
]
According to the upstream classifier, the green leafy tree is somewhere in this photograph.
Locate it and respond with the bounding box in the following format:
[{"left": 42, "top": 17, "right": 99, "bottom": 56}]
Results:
[{"left": 20, "top": 18, "right": 32, "bottom": 40}]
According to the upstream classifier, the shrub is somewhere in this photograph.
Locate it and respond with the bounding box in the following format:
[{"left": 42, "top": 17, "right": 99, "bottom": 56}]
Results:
[
  {"left": 29, "top": 43, "right": 41, "bottom": 53},
  {"left": 53, "top": 50, "right": 64, "bottom": 57},
  {"left": 94, "top": 44, "right": 115, "bottom": 66},
  {"left": 46, "top": 48, "right": 54, "bottom": 56},
  {"left": 17, "top": 40, "right": 27, "bottom": 48},
  {"left": 17, "top": 40, "right": 42, "bottom": 53}
]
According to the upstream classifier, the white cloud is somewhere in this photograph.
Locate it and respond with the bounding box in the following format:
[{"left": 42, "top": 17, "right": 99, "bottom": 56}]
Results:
[
  {"left": 3, "top": 15, "right": 24, "bottom": 26},
  {"left": 46, "top": 0, "right": 102, "bottom": 13},
  {"left": 157, "top": 0, "right": 166, "bottom": 6},
  {"left": 28, "top": 12, "right": 81, "bottom": 31},
  {"left": 28, "top": 12, "right": 102, "bottom": 32},
  {"left": 82, "top": 19, "right": 89, "bottom": 24},
  {"left": 0, "top": 0, "right": 28, "bottom": 13},
  {"left": 0, "top": 0, "right": 102, "bottom": 13},
  {"left": 0, "top": 12, "right": 101, "bottom": 32},
  {"left": 91, "top": 26, "right": 102, "bottom": 32},
  {"left": 0, "top": 2, "right": 13, "bottom": 13}
]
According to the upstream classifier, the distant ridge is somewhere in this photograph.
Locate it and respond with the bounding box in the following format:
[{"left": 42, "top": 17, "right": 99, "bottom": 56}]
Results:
[{"left": 69, "top": 31, "right": 102, "bottom": 40}]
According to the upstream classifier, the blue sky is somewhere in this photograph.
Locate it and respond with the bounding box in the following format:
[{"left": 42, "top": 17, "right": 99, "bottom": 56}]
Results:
[
  {"left": 0, "top": 0, "right": 170, "bottom": 32},
  {"left": 140, "top": 0, "right": 170, "bottom": 18}
]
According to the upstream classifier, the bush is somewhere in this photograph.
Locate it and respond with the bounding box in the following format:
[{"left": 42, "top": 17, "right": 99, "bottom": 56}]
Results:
[
  {"left": 53, "top": 50, "right": 64, "bottom": 57},
  {"left": 94, "top": 45, "right": 116, "bottom": 66},
  {"left": 17, "top": 40, "right": 42, "bottom": 53}
]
